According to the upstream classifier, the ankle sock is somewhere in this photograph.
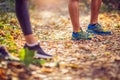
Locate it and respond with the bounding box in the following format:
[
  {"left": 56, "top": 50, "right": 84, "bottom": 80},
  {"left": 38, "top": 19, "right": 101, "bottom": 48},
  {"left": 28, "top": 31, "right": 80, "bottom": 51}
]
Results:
[
  {"left": 91, "top": 23, "right": 97, "bottom": 26},
  {"left": 26, "top": 42, "right": 39, "bottom": 47},
  {"left": 88, "top": 23, "right": 98, "bottom": 29},
  {"left": 77, "top": 29, "right": 81, "bottom": 32}
]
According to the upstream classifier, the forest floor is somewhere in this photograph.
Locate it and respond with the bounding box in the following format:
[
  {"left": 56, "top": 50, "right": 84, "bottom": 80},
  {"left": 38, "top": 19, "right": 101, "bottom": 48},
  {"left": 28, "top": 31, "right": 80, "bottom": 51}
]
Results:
[{"left": 0, "top": 1, "right": 120, "bottom": 80}]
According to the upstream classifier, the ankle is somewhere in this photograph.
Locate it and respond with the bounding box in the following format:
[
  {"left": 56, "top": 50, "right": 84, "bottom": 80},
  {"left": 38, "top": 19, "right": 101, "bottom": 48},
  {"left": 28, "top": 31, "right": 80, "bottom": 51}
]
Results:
[
  {"left": 25, "top": 34, "right": 37, "bottom": 44},
  {"left": 90, "top": 22, "right": 98, "bottom": 25},
  {"left": 90, "top": 20, "right": 98, "bottom": 24}
]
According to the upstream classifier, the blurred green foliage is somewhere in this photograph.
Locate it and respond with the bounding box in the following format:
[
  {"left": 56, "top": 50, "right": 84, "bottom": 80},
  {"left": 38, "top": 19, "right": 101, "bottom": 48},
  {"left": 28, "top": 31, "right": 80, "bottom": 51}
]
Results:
[
  {"left": 102, "top": 0, "right": 120, "bottom": 11},
  {"left": 0, "top": 13, "right": 21, "bottom": 54}
]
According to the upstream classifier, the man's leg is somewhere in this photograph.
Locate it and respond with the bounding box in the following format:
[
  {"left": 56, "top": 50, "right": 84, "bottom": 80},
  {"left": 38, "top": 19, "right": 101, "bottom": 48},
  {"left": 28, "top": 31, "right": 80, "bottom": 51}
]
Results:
[
  {"left": 68, "top": 0, "right": 93, "bottom": 40},
  {"left": 90, "top": 0, "right": 102, "bottom": 24},
  {"left": 15, "top": 0, "right": 52, "bottom": 58},
  {"left": 68, "top": 0, "right": 80, "bottom": 33},
  {"left": 87, "top": 0, "right": 111, "bottom": 35}
]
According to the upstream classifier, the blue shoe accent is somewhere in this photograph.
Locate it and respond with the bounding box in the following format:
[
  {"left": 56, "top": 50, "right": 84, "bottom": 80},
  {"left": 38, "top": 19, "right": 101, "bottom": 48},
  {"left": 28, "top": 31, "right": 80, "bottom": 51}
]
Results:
[{"left": 87, "top": 24, "right": 111, "bottom": 35}]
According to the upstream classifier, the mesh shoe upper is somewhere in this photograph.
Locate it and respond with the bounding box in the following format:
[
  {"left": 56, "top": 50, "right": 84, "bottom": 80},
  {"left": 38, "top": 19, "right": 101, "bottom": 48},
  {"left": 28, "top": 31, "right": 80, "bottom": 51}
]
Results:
[
  {"left": 0, "top": 46, "right": 9, "bottom": 59},
  {"left": 24, "top": 43, "right": 52, "bottom": 59},
  {"left": 87, "top": 23, "right": 111, "bottom": 35},
  {"left": 72, "top": 31, "right": 93, "bottom": 40}
]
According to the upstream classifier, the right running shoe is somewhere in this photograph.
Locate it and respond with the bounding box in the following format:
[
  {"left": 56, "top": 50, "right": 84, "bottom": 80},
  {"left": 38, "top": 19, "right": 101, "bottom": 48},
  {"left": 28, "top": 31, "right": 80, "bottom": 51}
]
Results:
[{"left": 87, "top": 23, "right": 111, "bottom": 35}]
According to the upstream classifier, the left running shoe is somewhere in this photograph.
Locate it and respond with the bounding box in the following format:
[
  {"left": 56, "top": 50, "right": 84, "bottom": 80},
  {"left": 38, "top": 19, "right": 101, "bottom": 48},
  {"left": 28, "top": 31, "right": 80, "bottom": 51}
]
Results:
[
  {"left": 87, "top": 23, "right": 111, "bottom": 35},
  {"left": 24, "top": 43, "right": 52, "bottom": 59},
  {"left": 0, "top": 46, "right": 19, "bottom": 60},
  {"left": 0, "top": 46, "right": 9, "bottom": 59},
  {"left": 72, "top": 31, "right": 93, "bottom": 40}
]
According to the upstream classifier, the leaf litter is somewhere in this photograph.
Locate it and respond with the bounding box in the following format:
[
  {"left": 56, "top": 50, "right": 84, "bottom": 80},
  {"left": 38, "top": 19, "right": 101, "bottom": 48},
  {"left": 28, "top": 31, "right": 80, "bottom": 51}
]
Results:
[{"left": 0, "top": 1, "right": 120, "bottom": 80}]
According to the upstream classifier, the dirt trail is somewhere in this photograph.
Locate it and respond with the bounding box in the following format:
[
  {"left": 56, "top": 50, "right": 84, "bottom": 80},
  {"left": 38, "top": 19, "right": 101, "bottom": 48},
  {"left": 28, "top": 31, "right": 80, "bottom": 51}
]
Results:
[{"left": 0, "top": 1, "right": 120, "bottom": 80}]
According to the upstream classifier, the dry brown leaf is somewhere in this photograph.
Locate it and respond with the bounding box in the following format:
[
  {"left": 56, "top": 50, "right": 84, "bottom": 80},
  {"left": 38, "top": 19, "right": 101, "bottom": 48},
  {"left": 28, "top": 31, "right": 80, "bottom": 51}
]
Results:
[
  {"left": 41, "top": 67, "right": 54, "bottom": 73},
  {"left": 0, "top": 68, "right": 7, "bottom": 80}
]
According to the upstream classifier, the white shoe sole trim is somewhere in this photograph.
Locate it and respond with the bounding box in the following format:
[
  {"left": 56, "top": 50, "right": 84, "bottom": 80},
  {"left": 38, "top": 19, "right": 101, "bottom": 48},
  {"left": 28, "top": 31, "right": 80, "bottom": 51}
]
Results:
[{"left": 34, "top": 53, "right": 52, "bottom": 59}]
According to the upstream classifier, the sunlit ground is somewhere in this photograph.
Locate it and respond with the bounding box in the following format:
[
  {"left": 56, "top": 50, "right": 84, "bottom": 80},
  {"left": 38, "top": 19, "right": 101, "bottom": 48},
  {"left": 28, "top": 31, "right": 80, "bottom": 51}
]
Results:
[
  {"left": 30, "top": 0, "right": 92, "bottom": 40},
  {"left": 0, "top": 0, "right": 120, "bottom": 80}
]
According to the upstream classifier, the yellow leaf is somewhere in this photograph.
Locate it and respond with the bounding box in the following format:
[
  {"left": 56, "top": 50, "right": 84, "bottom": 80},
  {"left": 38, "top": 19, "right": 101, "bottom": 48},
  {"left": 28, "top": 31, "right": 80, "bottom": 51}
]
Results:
[{"left": 41, "top": 67, "right": 54, "bottom": 73}]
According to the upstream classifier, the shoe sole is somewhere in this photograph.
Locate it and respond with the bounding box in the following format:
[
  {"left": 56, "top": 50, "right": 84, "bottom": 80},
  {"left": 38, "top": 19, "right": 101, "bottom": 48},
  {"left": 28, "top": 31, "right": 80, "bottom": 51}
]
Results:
[
  {"left": 87, "top": 29, "right": 111, "bottom": 35},
  {"left": 72, "top": 37, "right": 92, "bottom": 40},
  {"left": 34, "top": 53, "right": 52, "bottom": 59}
]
